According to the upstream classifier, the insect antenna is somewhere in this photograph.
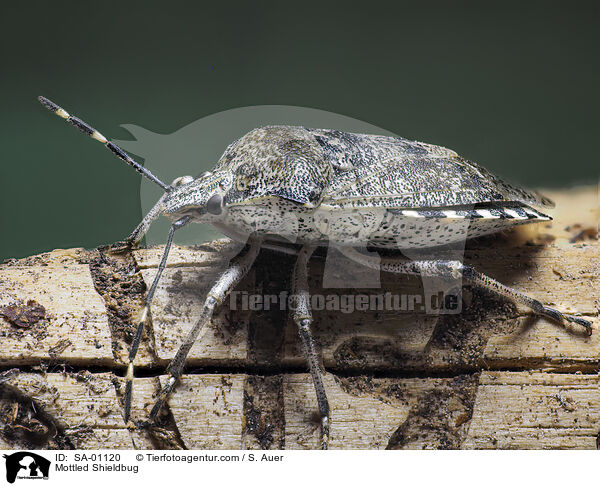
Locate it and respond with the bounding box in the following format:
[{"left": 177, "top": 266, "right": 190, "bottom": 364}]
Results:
[{"left": 38, "top": 96, "right": 170, "bottom": 192}]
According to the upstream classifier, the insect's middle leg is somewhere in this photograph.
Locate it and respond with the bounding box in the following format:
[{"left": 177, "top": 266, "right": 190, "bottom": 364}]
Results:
[
  {"left": 147, "top": 238, "right": 262, "bottom": 422},
  {"left": 291, "top": 245, "right": 330, "bottom": 450},
  {"left": 339, "top": 247, "right": 593, "bottom": 334}
]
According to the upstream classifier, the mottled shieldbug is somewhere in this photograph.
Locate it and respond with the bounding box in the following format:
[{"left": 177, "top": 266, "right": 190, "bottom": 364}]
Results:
[{"left": 38, "top": 96, "right": 592, "bottom": 449}]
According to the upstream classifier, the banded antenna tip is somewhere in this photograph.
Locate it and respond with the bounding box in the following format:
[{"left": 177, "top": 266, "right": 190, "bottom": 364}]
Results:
[{"left": 37, "top": 95, "right": 170, "bottom": 192}]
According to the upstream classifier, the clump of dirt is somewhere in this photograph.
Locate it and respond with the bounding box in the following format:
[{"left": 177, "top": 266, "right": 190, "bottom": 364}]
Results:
[
  {"left": 565, "top": 224, "right": 598, "bottom": 243},
  {"left": 88, "top": 249, "right": 146, "bottom": 357},
  {"left": 243, "top": 376, "right": 285, "bottom": 450},
  {"left": 0, "top": 377, "right": 72, "bottom": 450},
  {"left": 334, "top": 373, "right": 479, "bottom": 449},
  {"left": 384, "top": 374, "right": 480, "bottom": 449},
  {"left": 145, "top": 425, "right": 185, "bottom": 450},
  {"left": 0, "top": 300, "right": 46, "bottom": 329},
  {"left": 0, "top": 299, "right": 51, "bottom": 342},
  {"left": 424, "top": 286, "right": 523, "bottom": 368}
]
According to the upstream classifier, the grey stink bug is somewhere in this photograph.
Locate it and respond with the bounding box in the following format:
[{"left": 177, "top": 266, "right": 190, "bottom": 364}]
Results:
[{"left": 38, "top": 96, "right": 592, "bottom": 449}]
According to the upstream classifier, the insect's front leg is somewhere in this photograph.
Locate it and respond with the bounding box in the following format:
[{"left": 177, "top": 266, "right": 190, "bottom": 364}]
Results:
[
  {"left": 104, "top": 194, "right": 169, "bottom": 254},
  {"left": 146, "top": 237, "right": 262, "bottom": 423},
  {"left": 124, "top": 216, "right": 190, "bottom": 425},
  {"left": 291, "top": 245, "right": 330, "bottom": 450},
  {"left": 339, "top": 247, "right": 593, "bottom": 334}
]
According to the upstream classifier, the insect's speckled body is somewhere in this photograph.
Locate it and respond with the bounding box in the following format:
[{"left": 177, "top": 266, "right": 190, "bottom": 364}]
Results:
[
  {"left": 38, "top": 97, "right": 591, "bottom": 450},
  {"left": 165, "top": 126, "right": 553, "bottom": 249}
]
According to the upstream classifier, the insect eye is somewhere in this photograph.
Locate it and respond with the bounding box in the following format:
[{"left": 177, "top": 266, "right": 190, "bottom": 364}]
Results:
[
  {"left": 206, "top": 193, "right": 223, "bottom": 215},
  {"left": 171, "top": 175, "right": 194, "bottom": 187}
]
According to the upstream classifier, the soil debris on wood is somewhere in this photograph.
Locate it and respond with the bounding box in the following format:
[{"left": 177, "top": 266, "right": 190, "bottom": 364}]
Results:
[{"left": 0, "top": 300, "right": 46, "bottom": 328}]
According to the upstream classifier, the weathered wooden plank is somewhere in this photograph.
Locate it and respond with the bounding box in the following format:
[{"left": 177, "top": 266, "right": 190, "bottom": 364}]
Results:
[
  {"left": 464, "top": 371, "right": 600, "bottom": 449},
  {"left": 160, "top": 375, "right": 245, "bottom": 449},
  {"left": 283, "top": 373, "right": 408, "bottom": 449},
  {"left": 0, "top": 250, "right": 114, "bottom": 366},
  {"left": 0, "top": 371, "right": 144, "bottom": 449},
  {"left": 138, "top": 243, "right": 599, "bottom": 372},
  {"left": 0, "top": 186, "right": 597, "bottom": 450}
]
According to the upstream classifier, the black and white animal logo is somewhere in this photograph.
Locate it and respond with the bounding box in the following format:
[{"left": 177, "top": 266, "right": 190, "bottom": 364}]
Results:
[{"left": 3, "top": 452, "right": 51, "bottom": 483}]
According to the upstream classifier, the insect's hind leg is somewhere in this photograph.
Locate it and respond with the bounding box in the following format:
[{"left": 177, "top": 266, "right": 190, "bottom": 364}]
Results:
[
  {"left": 339, "top": 247, "right": 593, "bottom": 335},
  {"left": 146, "top": 238, "right": 262, "bottom": 423},
  {"left": 461, "top": 265, "right": 592, "bottom": 335},
  {"left": 291, "top": 245, "right": 330, "bottom": 450}
]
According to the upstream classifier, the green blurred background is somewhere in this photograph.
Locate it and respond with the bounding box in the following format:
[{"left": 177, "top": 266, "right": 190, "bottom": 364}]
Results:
[{"left": 1, "top": 1, "right": 598, "bottom": 260}]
